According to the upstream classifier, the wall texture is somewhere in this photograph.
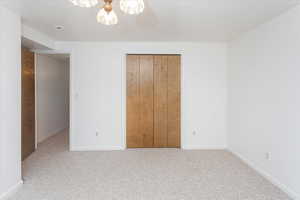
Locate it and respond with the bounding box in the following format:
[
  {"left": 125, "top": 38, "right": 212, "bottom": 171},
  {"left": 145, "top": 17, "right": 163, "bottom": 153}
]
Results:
[
  {"left": 36, "top": 54, "right": 69, "bottom": 143},
  {"left": 228, "top": 5, "right": 300, "bottom": 199},
  {"left": 0, "top": 6, "right": 22, "bottom": 198},
  {"left": 57, "top": 42, "right": 228, "bottom": 150}
]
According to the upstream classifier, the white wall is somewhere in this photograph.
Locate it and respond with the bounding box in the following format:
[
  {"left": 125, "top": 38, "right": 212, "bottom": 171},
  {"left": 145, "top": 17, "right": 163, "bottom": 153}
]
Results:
[
  {"left": 36, "top": 54, "right": 69, "bottom": 143},
  {"left": 22, "top": 25, "right": 56, "bottom": 50},
  {"left": 228, "top": 5, "right": 300, "bottom": 199},
  {"left": 57, "top": 42, "right": 228, "bottom": 150},
  {"left": 0, "top": 5, "right": 22, "bottom": 198}
]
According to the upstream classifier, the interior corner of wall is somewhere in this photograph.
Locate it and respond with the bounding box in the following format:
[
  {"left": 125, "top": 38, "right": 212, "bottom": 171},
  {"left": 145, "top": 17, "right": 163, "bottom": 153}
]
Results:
[{"left": 21, "top": 24, "right": 56, "bottom": 50}]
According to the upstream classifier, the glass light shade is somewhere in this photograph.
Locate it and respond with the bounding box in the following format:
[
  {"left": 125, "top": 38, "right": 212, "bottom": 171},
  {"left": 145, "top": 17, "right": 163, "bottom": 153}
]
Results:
[
  {"left": 69, "top": 0, "right": 98, "bottom": 8},
  {"left": 97, "top": 8, "right": 118, "bottom": 25},
  {"left": 120, "top": 0, "right": 145, "bottom": 15}
]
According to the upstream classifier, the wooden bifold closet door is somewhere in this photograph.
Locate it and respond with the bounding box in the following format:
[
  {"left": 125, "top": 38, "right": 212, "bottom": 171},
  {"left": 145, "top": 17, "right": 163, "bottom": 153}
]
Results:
[{"left": 126, "top": 55, "right": 180, "bottom": 148}]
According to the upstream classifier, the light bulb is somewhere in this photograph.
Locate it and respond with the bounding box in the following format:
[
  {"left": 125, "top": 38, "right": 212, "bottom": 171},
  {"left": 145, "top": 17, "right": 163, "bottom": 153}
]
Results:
[
  {"left": 120, "top": 0, "right": 145, "bottom": 15},
  {"left": 69, "top": 0, "right": 98, "bottom": 8},
  {"left": 97, "top": 8, "right": 118, "bottom": 25}
]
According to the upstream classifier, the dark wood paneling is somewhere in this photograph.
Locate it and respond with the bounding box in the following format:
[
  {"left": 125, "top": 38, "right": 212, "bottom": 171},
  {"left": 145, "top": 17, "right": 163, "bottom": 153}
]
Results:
[
  {"left": 139, "top": 55, "right": 154, "bottom": 148},
  {"left": 126, "top": 55, "right": 142, "bottom": 148},
  {"left": 21, "top": 47, "right": 35, "bottom": 160},
  {"left": 167, "top": 55, "right": 181, "bottom": 148},
  {"left": 154, "top": 56, "right": 168, "bottom": 147}
]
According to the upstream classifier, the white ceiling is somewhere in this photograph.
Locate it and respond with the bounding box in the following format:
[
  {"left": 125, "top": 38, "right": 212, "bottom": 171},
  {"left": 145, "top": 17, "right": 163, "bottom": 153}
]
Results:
[{"left": 1, "top": 0, "right": 300, "bottom": 42}]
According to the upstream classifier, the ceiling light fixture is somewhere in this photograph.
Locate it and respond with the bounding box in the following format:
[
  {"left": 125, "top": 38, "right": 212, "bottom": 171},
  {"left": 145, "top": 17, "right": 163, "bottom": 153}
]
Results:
[
  {"left": 69, "top": 0, "right": 98, "bottom": 8},
  {"left": 69, "top": 0, "right": 145, "bottom": 25},
  {"left": 97, "top": 0, "right": 118, "bottom": 25},
  {"left": 120, "top": 0, "right": 144, "bottom": 15}
]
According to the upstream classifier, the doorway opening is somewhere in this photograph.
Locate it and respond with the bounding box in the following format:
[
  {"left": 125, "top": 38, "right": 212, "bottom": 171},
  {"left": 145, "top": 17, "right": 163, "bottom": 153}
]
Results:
[{"left": 21, "top": 46, "right": 70, "bottom": 161}]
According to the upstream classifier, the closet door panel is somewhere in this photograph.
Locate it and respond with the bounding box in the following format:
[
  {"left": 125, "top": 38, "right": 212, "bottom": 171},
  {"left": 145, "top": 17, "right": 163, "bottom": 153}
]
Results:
[
  {"left": 154, "top": 56, "right": 168, "bottom": 147},
  {"left": 126, "top": 55, "right": 142, "bottom": 148},
  {"left": 139, "top": 55, "right": 154, "bottom": 147},
  {"left": 167, "top": 55, "right": 181, "bottom": 147},
  {"left": 127, "top": 55, "right": 180, "bottom": 149}
]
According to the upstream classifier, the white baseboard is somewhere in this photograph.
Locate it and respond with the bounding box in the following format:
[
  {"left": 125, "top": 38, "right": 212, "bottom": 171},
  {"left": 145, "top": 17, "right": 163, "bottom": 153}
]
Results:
[
  {"left": 72, "top": 145, "right": 227, "bottom": 151},
  {"left": 182, "top": 145, "right": 227, "bottom": 150},
  {"left": 70, "top": 145, "right": 125, "bottom": 151},
  {"left": 228, "top": 148, "right": 299, "bottom": 200},
  {"left": 0, "top": 180, "right": 23, "bottom": 200},
  {"left": 38, "top": 127, "right": 68, "bottom": 144}
]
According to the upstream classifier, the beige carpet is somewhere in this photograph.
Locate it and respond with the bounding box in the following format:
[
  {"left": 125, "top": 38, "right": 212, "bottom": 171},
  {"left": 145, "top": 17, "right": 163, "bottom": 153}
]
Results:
[{"left": 9, "top": 130, "right": 291, "bottom": 200}]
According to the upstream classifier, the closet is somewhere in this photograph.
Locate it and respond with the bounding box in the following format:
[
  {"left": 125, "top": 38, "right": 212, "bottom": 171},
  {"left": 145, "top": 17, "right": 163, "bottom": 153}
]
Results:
[{"left": 126, "top": 55, "right": 181, "bottom": 148}]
